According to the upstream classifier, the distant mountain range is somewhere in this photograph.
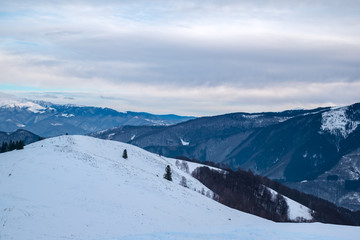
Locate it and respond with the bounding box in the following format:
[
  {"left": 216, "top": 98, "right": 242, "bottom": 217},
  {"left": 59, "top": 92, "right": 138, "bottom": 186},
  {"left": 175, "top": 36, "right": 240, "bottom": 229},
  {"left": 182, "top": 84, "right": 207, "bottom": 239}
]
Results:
[
  {"left": 0, "top": 99, "right": 194, "bottom": 137},
  {"left": 0, "top": 129, "right": 41, "bottom": 145},
  {"left": 91, "top": 102, "right": 360, "bottom": 211},
  {"left": 2, "top": 97, "right": 360, "bottom": 211}
]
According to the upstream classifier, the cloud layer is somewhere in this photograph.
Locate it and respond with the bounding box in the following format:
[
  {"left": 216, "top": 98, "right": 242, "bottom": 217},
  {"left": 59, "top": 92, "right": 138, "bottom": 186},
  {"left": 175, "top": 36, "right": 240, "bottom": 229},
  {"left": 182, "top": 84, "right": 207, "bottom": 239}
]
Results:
[{"left": 1, "top": 0, "right": 359, "bottom": 115}]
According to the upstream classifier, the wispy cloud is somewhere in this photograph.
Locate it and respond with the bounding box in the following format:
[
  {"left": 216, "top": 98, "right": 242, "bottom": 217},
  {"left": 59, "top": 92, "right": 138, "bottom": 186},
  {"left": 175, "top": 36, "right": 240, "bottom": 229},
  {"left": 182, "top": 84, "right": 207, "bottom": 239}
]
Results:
[{"left": 1, "top": 0, "right": 359, "bottom": 115}]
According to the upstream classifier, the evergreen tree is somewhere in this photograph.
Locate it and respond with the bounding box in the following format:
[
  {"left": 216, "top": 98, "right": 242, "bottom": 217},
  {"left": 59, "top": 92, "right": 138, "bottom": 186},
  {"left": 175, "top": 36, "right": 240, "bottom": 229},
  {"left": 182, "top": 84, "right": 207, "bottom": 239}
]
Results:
[
  {"left": 164, "top": 165, "right": 172, "bottom": 181},
  {"left": 1, "top": 142, "right": 7, "bottom": 153},
  {"left": 122, "top": 149, "right": 128, "bottom": 159},
  {"left": 16, "top": 140, "right": 24, "bottom": 150},
  {"left": 1, "top": 140, "right": 24, "bottom": 153},
  {"left": 9, "top": 141, "right": 16, "bottom": 151}
]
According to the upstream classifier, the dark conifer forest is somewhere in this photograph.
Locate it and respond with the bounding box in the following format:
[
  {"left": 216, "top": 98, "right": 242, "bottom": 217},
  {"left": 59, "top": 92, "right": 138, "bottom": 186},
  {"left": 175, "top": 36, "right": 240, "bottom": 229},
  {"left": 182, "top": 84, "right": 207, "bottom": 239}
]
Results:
[
  {"left": 1, "top": 140, "right": 24, "bottom": 153},
  {"left": 192, "top": 166, "right": 360, "bottom": 225}
]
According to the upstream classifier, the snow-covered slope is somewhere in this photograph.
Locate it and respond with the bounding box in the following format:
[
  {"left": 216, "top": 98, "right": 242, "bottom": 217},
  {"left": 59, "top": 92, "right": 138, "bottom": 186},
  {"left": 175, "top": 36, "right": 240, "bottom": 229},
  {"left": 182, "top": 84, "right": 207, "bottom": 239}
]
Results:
[
  {"left": 0, "top": 98, "right": 46, "bottom": 113},
  {"left": 0, "top": 136, "right": 359, "bottom": 240},
  {"left": 170, "top": 158, "right": 223, "bottom": 175},
  {"left": 267, "top": 188, "right": 313, "bottom": 222},
  {"left": 320, "top": 106, "right": 360, "bottom": 138}
]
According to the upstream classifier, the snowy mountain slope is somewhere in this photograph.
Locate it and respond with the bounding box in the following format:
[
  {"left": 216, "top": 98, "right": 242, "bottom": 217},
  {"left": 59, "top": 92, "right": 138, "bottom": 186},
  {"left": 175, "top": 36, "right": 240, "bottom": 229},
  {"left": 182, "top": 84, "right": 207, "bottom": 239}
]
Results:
[
  {"left": 1, "top": 136, "right": 360, "bottom": 240},
  {"left": 169, "top": 158, "right": 224, "bottom": 175},
  {"left": 92, "top": 103, "right": 360, "bottom": 183},
  {"left": 91, "top": 108, "right": 325, "bottom": 169},
  {"left": 287, "top": 148, "right": 360, "bottom": 211},
  {"left": 171, "top": 158, "right": 315, "bottom": 222},
  {"left": 320, "top": 106, "right": 360, "bottom": 139},
  {"left": 267, "top": 188, "right": 313, "bottom": 222},
  {"left": 0, "top": 98, "right": 47, "bottom": 113}
]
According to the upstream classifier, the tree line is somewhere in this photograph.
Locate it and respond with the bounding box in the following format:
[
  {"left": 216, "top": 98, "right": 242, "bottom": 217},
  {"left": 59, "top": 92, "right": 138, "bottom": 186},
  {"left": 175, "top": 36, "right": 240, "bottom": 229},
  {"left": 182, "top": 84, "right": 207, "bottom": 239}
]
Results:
[{"left": 1, "top": 140, "right": 25, "bottom": 153}]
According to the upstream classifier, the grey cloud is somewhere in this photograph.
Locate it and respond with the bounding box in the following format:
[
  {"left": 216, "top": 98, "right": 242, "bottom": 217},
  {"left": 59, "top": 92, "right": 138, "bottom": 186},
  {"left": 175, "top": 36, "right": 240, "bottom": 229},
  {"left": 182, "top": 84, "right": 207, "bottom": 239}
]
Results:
[
  {"left": 49, "top": 31, "right": 360, "bottom": 88},
  {"left": 44, "top": 31, "right": 82, "bottom": 37},
  {"left": 38, "top": 94, "right": 59, "bottom": 99},
  {"left": 1, "top": 0, "right": 360, "bottom": 115},
  {"left": 0, "top": 92, "right": 17, "bottom": 99}
]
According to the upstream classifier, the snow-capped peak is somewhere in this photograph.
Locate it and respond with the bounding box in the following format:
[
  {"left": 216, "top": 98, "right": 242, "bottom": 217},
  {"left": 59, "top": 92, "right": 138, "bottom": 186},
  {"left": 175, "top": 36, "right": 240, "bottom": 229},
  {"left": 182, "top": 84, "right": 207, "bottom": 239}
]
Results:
[{"left": 0, "top": 98, "right": 46, "bottom": 113}]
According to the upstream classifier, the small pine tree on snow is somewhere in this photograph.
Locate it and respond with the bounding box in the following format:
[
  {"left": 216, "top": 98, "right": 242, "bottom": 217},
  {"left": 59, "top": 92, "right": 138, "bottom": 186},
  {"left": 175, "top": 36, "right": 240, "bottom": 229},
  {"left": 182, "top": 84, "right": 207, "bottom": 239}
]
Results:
[
  {"left": 164, "top": 165, "right": 172, "bottom": 181},
  {"left": 122, "top": 149, "right": 128, "bottom": 159}
]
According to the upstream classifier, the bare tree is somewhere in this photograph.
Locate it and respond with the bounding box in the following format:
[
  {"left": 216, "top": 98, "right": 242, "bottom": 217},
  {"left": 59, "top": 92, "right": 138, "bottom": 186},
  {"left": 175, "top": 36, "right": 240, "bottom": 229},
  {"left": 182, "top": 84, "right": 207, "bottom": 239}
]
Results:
[{"left": 180, "top": 176, "right": 188, "bottom": 188}]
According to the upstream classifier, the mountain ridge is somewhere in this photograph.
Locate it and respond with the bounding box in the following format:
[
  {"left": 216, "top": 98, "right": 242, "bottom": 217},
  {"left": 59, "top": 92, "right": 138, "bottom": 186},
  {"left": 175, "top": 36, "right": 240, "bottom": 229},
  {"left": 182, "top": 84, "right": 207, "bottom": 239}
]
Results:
[
  {"left": 91, "top": 102, "right": 360, "bottom": 210},
  {"left": 0, "top": 129, "right": 41, "bottom": 145},
  {"left": 0, "top": 99, "right": 194, "bottom": 137}
]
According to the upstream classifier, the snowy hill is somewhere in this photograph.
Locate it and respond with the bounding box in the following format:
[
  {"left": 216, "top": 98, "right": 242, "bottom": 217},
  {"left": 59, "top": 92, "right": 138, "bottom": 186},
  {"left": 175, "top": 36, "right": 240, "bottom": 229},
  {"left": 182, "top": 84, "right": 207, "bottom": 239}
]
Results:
[{"left": 1, "top": 136, "right": 359, "bottom": 240}]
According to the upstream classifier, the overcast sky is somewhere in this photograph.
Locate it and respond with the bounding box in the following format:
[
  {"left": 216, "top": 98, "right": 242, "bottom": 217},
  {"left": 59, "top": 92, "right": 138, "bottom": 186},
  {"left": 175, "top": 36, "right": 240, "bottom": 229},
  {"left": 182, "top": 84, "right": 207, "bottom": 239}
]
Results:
[{"left": 1, "top": 0, "right": 359, "bottom": 116}]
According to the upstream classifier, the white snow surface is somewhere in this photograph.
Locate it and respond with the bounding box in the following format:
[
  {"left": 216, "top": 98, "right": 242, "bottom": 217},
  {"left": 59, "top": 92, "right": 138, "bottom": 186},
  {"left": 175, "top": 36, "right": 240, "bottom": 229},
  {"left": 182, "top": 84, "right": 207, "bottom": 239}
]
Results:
[
  {"left": 144, "top": 118, "right": 168, "bottom": 126},
  {"left": 1, "top": 135, "right": 360, "bottom": 240},
  {"left": 61, "top": 113, "right": 75, "bottom": 118},
  {"left": 242, "top": 114, "right": 263, "bottom": 119},
  {"left": 267, "top": 188, "right": 313, "bottom": 221},
  {"left": 107, "top": 133, "right": 115, "bottom": 139},
  {"left": 170, "top": 158, "right": 223, "bottom": 175},
  {"left": 321, "top": 107, "right": 360, "bottom": 138},
  {"left": 180, "top": 138, "right": 190, "bottom": 146},
  {"left": 340, "top": 192, "right": 360, "bottom": 204},
  {"left": 50, "top": 123, "right": 63, "bottom": 126}
]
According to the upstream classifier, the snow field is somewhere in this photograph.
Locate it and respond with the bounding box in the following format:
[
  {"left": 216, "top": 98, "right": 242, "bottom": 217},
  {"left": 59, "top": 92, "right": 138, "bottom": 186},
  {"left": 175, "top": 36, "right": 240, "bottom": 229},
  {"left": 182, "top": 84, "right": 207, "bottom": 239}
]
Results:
[{"left": 0, "top": 135, "right": 359, "bottom": 240}]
